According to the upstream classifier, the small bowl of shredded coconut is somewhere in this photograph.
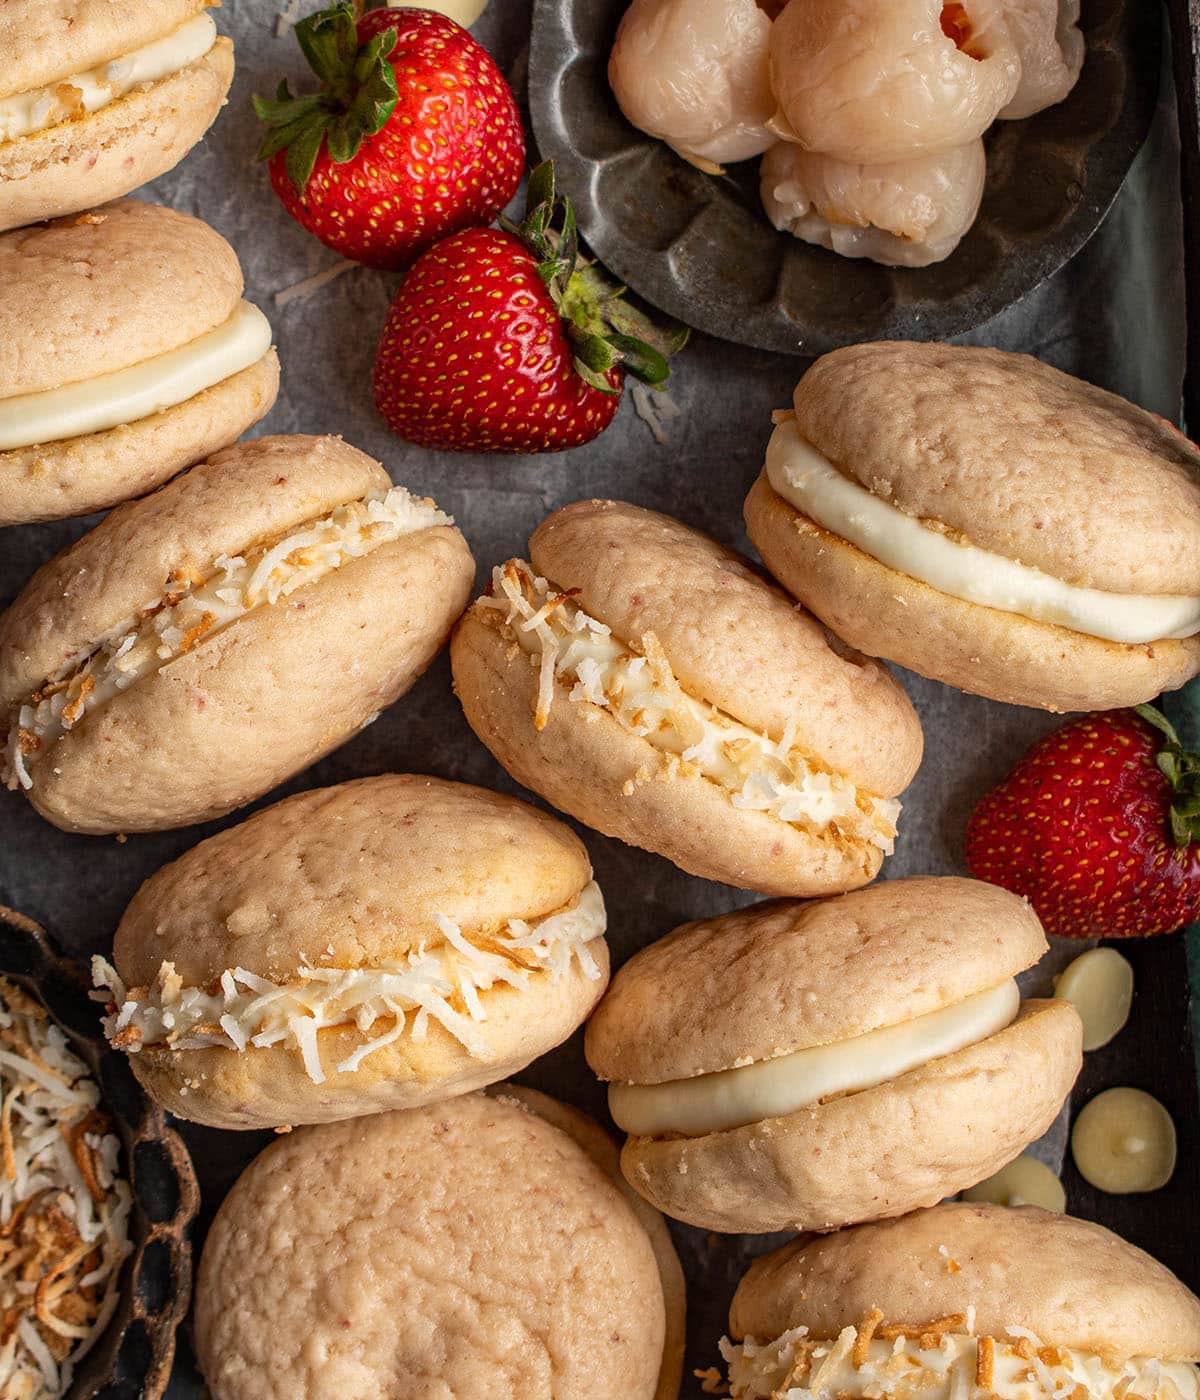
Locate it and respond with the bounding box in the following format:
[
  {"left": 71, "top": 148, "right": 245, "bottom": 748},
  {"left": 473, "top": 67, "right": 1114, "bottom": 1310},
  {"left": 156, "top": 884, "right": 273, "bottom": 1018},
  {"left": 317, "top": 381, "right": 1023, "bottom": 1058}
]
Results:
[{"left": 0, "top": 907, "right": 197, "bottom": 1400}]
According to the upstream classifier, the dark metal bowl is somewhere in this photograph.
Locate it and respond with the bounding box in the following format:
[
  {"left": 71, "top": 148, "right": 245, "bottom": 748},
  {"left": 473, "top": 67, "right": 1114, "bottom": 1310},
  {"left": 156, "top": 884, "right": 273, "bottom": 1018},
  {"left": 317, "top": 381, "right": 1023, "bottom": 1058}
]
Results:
[
  {"left": 0, "top": 907, "right": 198, "bottom": 1400},
  {"left": 529, "top": 0, "right": 1160, "bottom": 354}
]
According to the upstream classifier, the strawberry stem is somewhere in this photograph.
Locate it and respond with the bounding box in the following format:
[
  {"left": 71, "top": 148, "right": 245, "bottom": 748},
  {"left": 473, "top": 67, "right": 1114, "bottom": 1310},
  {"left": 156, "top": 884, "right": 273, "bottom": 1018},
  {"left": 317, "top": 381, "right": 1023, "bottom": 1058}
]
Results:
[
  {"left": 500, "top": 161, "right": 688, "bottom": 395},
  {"left": 253, "top": 2, "right": 399, "bottom": 196},
  {"left": 1135, "top": 703, "right": 1200, "bottom": 847}
]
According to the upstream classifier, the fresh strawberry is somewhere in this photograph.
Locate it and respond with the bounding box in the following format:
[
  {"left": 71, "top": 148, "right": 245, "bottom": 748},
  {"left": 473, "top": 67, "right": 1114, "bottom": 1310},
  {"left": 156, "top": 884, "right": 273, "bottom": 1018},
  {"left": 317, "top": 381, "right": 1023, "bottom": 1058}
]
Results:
[
  {"left": 253, "top": 3, "right": 523, "bottom": 269},
  {"left": 372, "top": 161, "right": 687, "bottom": 452},
  {"left": 966, "top": 706, "right": 1200, "bottom": 939}
]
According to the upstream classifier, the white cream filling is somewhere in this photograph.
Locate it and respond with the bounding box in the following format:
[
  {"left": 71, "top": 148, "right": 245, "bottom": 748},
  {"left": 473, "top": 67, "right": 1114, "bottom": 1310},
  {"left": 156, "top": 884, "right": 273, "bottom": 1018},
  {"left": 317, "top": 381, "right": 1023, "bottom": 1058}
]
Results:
[
  {"left": 479, "top": 561, "right": 899, "bottom": 853},
  {"left": 0, "top": 301, "right": 272, "bottom": 452},
  {"left": 0, "top": 12, "right": 217, "bottom": 143},
  {"left": 91, "top": 881, "right": 606, "bottom": 1085},
  {"left": 608, "top": 978, "right": 1020, "bottom": 1137},
  {"left": 765, "top": 418, "right": 1200, "bottom": 645},
  {"left": 2, "top": 486, "right": 450, "bottom": 790},
  {"left": 721, "top": 1323, "right": 1200, "bottom": 1400}
]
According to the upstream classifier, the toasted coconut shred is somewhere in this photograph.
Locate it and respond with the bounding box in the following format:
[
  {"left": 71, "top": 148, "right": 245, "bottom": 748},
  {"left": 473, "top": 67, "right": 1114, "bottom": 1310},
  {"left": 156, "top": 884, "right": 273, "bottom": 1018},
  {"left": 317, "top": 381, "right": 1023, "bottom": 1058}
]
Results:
[
  {"left": 92, "top": 882, "right": 606, "bottom": 1084},
  {"left": 719, "top": 1320, "right": 1200, "bottom": 1400},
  {"left": 479, "top": 562, "right": 899, "bottom": 852},
  {"left": 2, "top": 487, "right": 451, "bottom": 791},
  {"left": 0, "top": 979, "right": 132, "bottom": 1400}
]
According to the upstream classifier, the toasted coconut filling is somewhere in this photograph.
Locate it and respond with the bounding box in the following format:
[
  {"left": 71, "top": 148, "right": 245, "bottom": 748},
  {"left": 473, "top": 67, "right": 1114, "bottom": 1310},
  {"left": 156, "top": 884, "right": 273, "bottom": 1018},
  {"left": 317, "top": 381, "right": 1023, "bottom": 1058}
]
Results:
[
  {"left": 0, "top": 12, "right": 217, "bottom": 143},
  {"left": 2, "top": 486, "right": 451, "bottom": 791},
  {"left": 608, "top": 979, "right": 1019, "bottom": 1138},
  {"left": 0, "top": 301, "right": 272, "bottom": 452},
  {"left": 0, "top": 979, "right": 132, "bottom": 1400},
  {"left": 765, "top": 418, "right": 1200, "bottom": 645},
  {"left": 479, "top": 561, "right": 899, "bottom": 852},
  {"left": 91, "top": 881, "right": 606, "bottom": 1085},
  {"left": 721, "top": 1321, "right": 1200, "bottom": 1400}
]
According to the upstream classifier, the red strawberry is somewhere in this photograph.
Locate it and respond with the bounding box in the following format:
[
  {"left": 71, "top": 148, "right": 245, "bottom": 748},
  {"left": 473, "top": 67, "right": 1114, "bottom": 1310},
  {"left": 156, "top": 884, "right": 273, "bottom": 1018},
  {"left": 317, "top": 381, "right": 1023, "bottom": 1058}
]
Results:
[
  {"left": 373, "top": 161, "right": 687, "bottom": 452},
  {"left": 966, "top": 706, "right": 1200, "bottom": 939},
  {"left": 253, "top": 3, "right": 523, "bottom": 269}
]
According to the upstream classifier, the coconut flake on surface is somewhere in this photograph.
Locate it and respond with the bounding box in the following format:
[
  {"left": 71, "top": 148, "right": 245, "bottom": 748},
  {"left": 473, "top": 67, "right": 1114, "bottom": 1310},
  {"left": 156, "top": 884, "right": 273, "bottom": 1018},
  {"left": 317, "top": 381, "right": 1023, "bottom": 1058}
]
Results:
[
  {"left": 272, "top": 260, "right": 356, "bottom": 307},
  {"left": 631, "top": 381, "right": 682, "bottom": 445},
  {"left": 273, "top": 0, "right": 304, "bottom": 36}
]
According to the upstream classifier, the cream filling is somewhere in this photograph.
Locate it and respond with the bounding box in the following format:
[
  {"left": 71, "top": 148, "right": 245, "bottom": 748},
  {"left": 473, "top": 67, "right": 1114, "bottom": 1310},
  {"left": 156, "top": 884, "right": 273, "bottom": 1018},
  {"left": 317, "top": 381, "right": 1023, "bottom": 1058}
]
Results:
[
  {"left": 91, "top": 881, "right": 606, "bottom": 1085},
  {"left": 2, "top": 486, "right": 450, "bottom": 790},
  {"left": 0, "top": 12, "right": 218, "bottom": 143},
  {"left": 479, "top": 561, "right": 899, "bottom": 853},
  {"left": 608, "top": 979, "right": 1020, "bottom": 1137},
  {"left": 765, "top": 418, "right": 1200, "bottom": 645},
  {"left": 721, "top": 1323, "right": 1200, "bottom": 1400},
  {"left": 0, "top": 301, "right": 272, "bottom": 452}
]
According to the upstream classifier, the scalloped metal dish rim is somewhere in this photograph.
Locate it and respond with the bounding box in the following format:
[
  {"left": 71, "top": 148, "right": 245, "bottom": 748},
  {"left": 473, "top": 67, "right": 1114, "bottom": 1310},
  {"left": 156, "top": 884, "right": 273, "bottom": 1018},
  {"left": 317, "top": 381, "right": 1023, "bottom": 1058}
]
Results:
[
  {"left": 528, "top": 0, "right": 1162, "bottom": 355},
  {"left": 0, "top": 906, "right": 198, "bottom": 1400}
]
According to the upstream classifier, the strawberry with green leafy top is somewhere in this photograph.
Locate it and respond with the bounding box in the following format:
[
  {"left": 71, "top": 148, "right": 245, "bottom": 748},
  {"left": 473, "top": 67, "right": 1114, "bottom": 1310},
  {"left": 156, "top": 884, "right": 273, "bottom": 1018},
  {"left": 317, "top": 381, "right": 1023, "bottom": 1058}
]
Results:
[
  {"left": 966, "top": 706, "right": 1200, "bottom": 939},
  {"left": 372, "top": 161, "right": 688, "bottom": 453},
  {"left": 254, "top": 3, "right": 523, "bottom": 269}
]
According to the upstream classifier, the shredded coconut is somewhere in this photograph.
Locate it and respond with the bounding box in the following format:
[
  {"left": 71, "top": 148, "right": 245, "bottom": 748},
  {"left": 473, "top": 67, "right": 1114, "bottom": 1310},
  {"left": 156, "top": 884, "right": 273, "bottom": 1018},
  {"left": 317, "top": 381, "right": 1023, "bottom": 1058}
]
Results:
[
  {"left": 630, "top": 382, "right": 682, "bottom": 446},
  {"left": 272, "top": 260, "right": 355, "bottom": 307},
  {"left": 3, "top": 486, "right": 450, "bottom": 791},
  {"left": 92, "top": 882, "right": 606, "bottom": 1085},
  {"left": 0, "top": 979, "right": 132, "bottom": 1400},
  {"left": 273, "top": 0, "right": 305, "bottom": 35},
  {"left": 478, "top": 561, "right": 899, "bottom": 852},
  {"left": 718, "top": 1323, "right": 1200, "bottom": 1400}
]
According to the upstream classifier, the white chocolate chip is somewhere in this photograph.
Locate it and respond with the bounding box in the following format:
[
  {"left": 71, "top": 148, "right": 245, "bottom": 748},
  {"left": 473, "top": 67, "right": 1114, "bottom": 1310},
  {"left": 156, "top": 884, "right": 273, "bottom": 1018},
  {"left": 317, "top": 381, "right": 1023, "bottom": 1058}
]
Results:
[
  {"left": 1053, "top": 948, "right": 1134, "bottom": 1051},
  {"left": 1071, "top": 1087, "right": 1176, "bottom": 1194},
  {"left": 961, "top": 1154, "right": 1066, "bottom": 1213}
]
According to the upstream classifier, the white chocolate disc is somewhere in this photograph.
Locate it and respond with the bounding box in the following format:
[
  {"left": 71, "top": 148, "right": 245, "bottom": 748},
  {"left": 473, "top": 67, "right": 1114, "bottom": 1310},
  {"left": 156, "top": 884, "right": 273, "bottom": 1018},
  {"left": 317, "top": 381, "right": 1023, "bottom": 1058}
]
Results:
[
  {"left": 389, "top": 0, "right": 489, "bottom": 26},
  {"left": 1071, "top": 1088, "right": 1177, "bottom": 1194},
  {"left": 1054, "top": 948, "right": 1134, "bottom": 1051},
  {"left": 962, "top": 1153, "right": 1066, "bottom": 1212}
]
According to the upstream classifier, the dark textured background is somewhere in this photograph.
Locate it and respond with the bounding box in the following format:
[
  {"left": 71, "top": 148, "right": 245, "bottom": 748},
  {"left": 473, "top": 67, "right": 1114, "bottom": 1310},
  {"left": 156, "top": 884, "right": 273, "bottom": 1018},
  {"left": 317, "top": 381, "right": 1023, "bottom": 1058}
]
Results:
[{"left": 0, "top": 2, "right": 1195, "bottom": 1394}]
